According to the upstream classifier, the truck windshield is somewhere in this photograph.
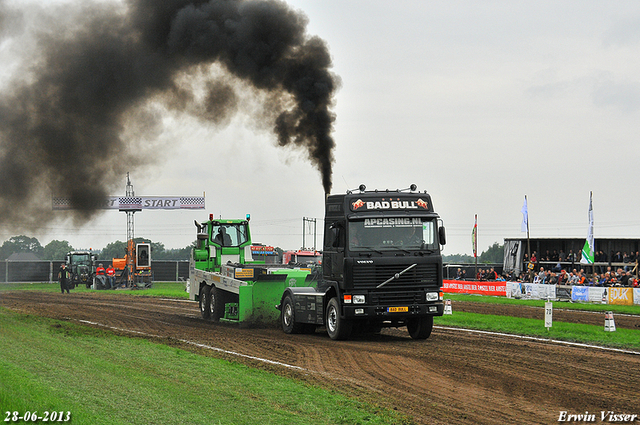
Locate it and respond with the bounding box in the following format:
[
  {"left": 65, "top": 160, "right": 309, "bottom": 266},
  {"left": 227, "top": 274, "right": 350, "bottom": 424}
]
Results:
[
  {"left": 348, "top": 217, "right": 437, "bottom": 252},
  {"left": 297, "top": 254, "right": 322, "bottom": 264},
  {"left": 70, "top": 254, "right": 91, "bottom": 265},
  {"left": 211, "top": 223, "right": 249, "bottom": 247}
]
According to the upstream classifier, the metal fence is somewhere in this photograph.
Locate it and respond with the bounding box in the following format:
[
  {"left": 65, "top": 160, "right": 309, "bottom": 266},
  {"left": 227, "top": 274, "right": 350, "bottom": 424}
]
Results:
[
  {"left": 0, "top": 260, "right": 189, "bottom": 283},
  {"left": 2, "top": 260, "right": 503, "bottom": 283}
]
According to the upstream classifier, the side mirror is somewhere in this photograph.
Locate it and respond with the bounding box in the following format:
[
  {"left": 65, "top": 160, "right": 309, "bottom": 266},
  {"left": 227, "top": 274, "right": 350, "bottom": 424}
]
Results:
[{"left": 439, "top": 226, "right": 447, "bottom": 246}]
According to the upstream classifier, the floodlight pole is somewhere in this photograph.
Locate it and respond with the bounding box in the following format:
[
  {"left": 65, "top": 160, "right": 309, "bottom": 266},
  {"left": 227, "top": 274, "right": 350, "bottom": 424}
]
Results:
[{"left": 302, "top": 217, "right": 317, "bottom": 250}]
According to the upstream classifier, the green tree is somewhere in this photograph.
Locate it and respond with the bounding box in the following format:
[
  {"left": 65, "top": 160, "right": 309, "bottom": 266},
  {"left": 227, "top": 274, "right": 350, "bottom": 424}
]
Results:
[
  {"left": 0, "top": 235, "right": 44, "bottom": 259},
  {"left": 98, "top": 238, "right": 191, "bottom": 260},
  {"left": 42, "top": 240, "right": 75, "bottom": 260},
  {"left": 443, "top": 253, "right": 475, "bottom": 264},
  {"left": 99, "top": 240, "right": 127, "bottom": 261},
  {"left": 479, "top": 242, "right": 504, "bottom": 264},
  {"left": 157, "top": 243, "right": 195, "bottom": 260},
  {"left": 150, "top": 241, "right": 166, "bottom": 259}
]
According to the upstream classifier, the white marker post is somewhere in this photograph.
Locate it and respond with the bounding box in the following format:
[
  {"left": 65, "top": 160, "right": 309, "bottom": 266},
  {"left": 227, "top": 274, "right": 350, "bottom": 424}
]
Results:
[
  {"left": 544, "top": 301, "right": 553, "bottom": 330},
  {"left": 604, "top": 311, "right": 616, "bottom": 332},
  {"left": 444, "top": 299, "right": 452, "bottom": 315}
]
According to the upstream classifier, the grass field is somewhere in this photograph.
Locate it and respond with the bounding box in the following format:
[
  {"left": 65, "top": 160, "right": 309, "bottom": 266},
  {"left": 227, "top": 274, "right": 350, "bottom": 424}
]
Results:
[
  {"left": 0, "top": 282, "right": 189, "bottom": 299},
  {"left": 2, "top": 282, "right": 639, "bottom": 424},
  {"left": 0, "top": 308, "right": 407, "bottom": 425},
  {"left": 444, "top": 292, "right": 640, "bottom": 315},
  {"left": 435, "top": 311, "right": 640, "bottom": 350},
  {"left": 435, "top": 293, "right": 640, "bottom": 350},
  {"left": 2, "top": 283, "right": 639, "bottom": 349}
]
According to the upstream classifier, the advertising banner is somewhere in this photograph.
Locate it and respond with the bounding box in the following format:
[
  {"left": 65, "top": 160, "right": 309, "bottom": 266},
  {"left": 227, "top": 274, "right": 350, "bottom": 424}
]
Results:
[
  {"left": 635, "top": 288, "right": 640, "bottom": 305},
  {"left": 571, "top": 286, "right": 589, "bottom": 302},
  {"left": 526, "top": 283, "right": 556, "bottom": 300},
  {"left": 443, "top": 280, "right": 507, "bottom": 296},
  {"left": 506, "top": 282, "right": 523, "bottom": 298},
  {"left": 505, "top": 282, "right": 557, "bottom": 300},
  {"left": 588, "top": 287, "right": 606, "bottom": 304},
  {"left": 607, "top": 287, "right": 633, "bottom": 306},
  {"left": 555, "top": 286, "right": 572, "bottom": 301}
]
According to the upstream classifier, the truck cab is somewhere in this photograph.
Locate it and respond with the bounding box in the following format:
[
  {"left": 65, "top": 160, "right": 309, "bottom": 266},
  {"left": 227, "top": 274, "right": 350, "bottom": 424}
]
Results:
[
  {"left": 280, "top": 184, "right": 446, "bottom": 340},
  {"left": 282, "top": 250, "right": 322, "bottom": 266}
]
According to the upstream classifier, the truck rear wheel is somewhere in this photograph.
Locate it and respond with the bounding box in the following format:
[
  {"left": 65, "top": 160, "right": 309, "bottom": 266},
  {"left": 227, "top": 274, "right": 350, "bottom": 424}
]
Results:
[
  {"left": 407, "top": 316, "right": 433, "bottom": 340},
  {"left": 326, "top": 297, "right": 352, "bottom": 340},
  {"left": 281, "top": 295, "right": 305, "bottom": 334},
  {"left": 199, "top": 285, "right": 212, "bottom": 320}
]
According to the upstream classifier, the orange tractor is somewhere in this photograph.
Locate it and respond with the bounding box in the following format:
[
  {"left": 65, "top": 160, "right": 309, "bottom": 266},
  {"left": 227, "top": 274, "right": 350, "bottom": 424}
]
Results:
[{"left": 112, "top": 240, "right": 153, "bottom": 289}]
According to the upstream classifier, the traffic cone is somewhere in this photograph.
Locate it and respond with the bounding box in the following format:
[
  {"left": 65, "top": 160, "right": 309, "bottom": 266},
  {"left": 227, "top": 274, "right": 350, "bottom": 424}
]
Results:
[
  {"left": 604, "top": 311, "right": 616, "bottom": 332},
  {"left": 444, "top": 299, "right": 452, "bottom": 315}
]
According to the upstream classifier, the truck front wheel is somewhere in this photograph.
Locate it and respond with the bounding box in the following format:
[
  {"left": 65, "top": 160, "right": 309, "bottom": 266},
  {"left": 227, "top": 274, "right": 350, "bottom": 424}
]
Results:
[
  {"left": 199, "top": 285, "right": 212, "bottom": 320},
  {"left": 326, "top": 297, "right": 352, "bottom": 340},
  {"left": 407, "top": 316, "right": 433, "bottom": 340}
]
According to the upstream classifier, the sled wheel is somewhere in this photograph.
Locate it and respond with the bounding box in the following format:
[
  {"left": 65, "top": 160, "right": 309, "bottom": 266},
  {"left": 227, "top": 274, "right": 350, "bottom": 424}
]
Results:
[
  {"left": 281, "top": 295, "right": 305, "bottom": 334},
  {"left": 199, "top": 285, "right": 212, "bottom": 320}
]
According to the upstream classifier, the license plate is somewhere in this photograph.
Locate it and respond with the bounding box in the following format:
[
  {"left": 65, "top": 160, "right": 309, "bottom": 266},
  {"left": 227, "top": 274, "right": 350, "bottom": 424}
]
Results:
[{"left": 387, "top": 306, "right": 408, "bottom": 313}]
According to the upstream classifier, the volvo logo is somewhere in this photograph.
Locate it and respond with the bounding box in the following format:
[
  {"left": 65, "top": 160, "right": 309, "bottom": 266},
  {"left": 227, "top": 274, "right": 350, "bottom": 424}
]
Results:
[{"left": 356, "top": 260, "right": 374, "bottom": 264}]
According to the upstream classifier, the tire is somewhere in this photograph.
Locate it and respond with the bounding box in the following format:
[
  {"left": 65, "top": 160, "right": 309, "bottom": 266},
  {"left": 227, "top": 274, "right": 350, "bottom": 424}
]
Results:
[
  {"left": 199, "top": 285, "right": 212, "bottom": 320},
  {"left": 209, "top": 286, "right": 225, "bottom": 322},
  {"left": 325, "top": 297, "right": 352, "bottom": 340},
  {"left": 407, "top": 316, "right": 433, "bottom": 340},
  {"left": 281, "top": 295, "right": 305, "bottom": 334}
]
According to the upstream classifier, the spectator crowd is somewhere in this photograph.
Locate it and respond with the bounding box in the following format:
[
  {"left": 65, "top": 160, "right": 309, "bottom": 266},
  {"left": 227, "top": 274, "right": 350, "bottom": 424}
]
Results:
[{"left": 453, "top": 247, "right": 639, "bottom": 287}]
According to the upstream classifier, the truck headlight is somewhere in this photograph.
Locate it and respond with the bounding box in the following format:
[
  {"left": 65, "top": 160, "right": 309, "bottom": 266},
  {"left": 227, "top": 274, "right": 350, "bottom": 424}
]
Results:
[
  {"left": 426, "top": 292, "right": 439, "bottom": 302},
  {"left": 353, "top": 295, "right": 366, "bottom": 304}
]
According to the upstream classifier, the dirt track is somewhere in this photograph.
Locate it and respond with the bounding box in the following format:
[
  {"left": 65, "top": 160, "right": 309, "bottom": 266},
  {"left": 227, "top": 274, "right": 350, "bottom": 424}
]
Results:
[{"left": 1, "top": 291, "right": 639, "bottom": 425}]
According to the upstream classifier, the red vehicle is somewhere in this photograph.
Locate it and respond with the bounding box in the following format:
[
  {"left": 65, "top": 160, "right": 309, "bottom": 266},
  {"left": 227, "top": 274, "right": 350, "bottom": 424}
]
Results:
[{"left": 282, "top": 250, "right": 322, "bottom": 266}]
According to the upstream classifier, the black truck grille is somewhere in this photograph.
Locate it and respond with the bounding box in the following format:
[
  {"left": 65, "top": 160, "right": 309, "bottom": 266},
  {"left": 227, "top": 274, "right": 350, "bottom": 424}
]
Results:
[
  {"left": 370, "top": 290, "right": 423, "bottom": 305},
  {"left": 352, "top": 263, "right": 439, "bottom": 289}
]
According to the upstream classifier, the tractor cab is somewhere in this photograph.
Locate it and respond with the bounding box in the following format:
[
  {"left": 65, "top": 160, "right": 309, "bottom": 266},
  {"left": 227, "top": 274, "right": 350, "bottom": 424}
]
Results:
[{"left": 193, "top": 215, "right": 255, "bottom": 273}]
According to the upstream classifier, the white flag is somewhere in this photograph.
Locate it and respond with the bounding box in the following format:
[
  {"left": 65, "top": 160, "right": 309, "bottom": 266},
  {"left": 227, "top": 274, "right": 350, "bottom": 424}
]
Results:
[
  {"left": 521, "top": 196, "right": 528, "bottom": 232},
  {"left": 580, "top": 192, "right": 594, "bottom": 264}
]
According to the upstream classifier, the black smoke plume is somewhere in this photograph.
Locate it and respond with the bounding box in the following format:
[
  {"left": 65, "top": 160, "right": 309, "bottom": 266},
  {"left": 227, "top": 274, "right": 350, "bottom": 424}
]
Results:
[{"left": 0, "top": 0, "right": 338, "bottom": 228}]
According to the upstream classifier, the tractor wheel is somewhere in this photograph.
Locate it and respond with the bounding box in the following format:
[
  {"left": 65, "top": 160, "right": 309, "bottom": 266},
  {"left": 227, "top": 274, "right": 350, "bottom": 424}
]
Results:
[
  {"left": 407, "top": 316, "right": 433, "bottom": 340},
  {"left": 325, "top": 297, "right": 352, "bottom": 340},
  {"left": 281, "top": 295, "right": 305, "bottom": 334},
  {"left": 209, "top": 286, "right": 225, "bottom": 322},
  {"left": 199, "top": 285, "right": 212, "bottom": 320}
]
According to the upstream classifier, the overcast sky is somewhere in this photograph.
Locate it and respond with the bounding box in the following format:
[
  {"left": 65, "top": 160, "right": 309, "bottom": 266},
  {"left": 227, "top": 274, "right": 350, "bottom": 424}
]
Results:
[{"left": 1, "top": 0, "right": 640, "bottom": 256}]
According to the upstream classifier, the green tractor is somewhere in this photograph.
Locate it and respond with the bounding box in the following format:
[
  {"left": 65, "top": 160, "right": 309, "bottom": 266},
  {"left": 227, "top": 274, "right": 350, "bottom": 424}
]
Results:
[
  {"left": 187, "top": 215, "right": 318, "bottom": 325},
  {"left": 66, "top": 250, "right": 96, "bottom": 288}
]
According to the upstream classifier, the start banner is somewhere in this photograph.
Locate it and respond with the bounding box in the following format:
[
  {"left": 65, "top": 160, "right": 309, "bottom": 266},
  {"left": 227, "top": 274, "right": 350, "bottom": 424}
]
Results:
[
  {"left": 53, "top": 196, "right": 205, "bottom": 210},
  {"left": 443, "top": 280, "right": 506, "bottom": 296}
]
